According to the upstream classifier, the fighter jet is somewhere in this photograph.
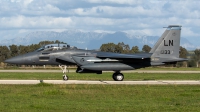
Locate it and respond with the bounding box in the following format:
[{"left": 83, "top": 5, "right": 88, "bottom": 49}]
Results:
[{"left": 5, "top": 25, "right": 187, "bottom": 81}]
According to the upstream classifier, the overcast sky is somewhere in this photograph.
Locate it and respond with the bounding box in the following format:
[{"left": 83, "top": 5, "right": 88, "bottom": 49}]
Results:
[{"left": 0, "top": 0, "right": 199, "bottom": 41}]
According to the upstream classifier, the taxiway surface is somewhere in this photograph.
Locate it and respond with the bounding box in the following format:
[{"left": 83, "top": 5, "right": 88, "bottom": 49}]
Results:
[
  {"left": 0, "top": 80, "right": 200, "bottom": 85},
  {"left": 1, "top": 70, "right": 200, "bottom": 85},
  {"left": 1, "top": 70, "right": 200, "bottom": 73}
]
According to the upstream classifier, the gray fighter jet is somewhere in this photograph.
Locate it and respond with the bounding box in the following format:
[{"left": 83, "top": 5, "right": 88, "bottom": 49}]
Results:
[{"left": 5, "top": 25, "right": 187, "bottom": 81}]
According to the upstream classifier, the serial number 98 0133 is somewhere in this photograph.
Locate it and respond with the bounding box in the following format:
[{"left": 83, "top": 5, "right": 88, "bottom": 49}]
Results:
[{"left": 160, "top": 50, "right": 172, "bottom": 54}]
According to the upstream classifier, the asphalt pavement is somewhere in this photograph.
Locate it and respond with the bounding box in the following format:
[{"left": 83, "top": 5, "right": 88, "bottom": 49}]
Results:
[
  {"left": 0, "top": 80, "right": 200, "bottom": 85},
  {"left": 1, "top": 70, "right": 200, "bottom": 73},
  {"left": 1, "top": 70, "right": 200, "bottom": 85}
]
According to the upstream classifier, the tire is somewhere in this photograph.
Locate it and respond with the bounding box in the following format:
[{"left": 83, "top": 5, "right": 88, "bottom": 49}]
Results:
[
  {"left": 112, "top": 73, "right": 116, "bottom": 81},
  {"left": 112, "top": 73, "right": 124, "bottom": 81},
  {"left": 63, "top": 75, "right": 68, "bottom": 81}
]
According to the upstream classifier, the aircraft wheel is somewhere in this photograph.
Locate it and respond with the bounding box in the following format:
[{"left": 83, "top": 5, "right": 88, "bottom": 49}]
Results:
[
  {"left": 113, "top": 73, "right": 124, "bottom": 81},
  {"left": 63, "top": 75, "right": 69, "bottom": 81},
  {"left": 112, "top": 73, "right": 116, "bottom": 81}
]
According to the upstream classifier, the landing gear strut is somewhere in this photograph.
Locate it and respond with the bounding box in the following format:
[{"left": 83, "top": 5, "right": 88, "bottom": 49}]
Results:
[
  {"left": 112, "top": 72, "right": 124, "bottom": 81},
  {"left": 59, "top": 65, "right": 69, "bottom": 81}
]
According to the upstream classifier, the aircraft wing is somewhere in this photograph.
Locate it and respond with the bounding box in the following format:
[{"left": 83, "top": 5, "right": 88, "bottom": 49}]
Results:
[{"left": 96, "top": 52, "right": 151, "bottom": 59}]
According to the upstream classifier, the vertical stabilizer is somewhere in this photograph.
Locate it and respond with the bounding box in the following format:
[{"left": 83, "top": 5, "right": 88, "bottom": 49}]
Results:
[{"left": 151, "top": 25, "right": 182, "bottom": 58}]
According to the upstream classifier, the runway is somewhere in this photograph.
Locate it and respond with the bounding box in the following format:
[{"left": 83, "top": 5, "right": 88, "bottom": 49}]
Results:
[
  {"left": 1, "top": 80, "right": 200, "bottom": 85},
  {"left": 1, "top": 70, "right": 200, "bottom": 73},
  {"left": 1, "top": 70, "right": 200, "bottom": 85}
]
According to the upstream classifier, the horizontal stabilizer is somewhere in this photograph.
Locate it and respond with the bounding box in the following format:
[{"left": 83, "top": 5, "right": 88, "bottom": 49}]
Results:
[{"left": 162, "top": 58, "right": 188, "bottom": 63}]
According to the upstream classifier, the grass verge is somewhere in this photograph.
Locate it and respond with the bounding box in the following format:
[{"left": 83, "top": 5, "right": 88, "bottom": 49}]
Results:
[
  {"left": 0, "top": 72, "right": 200, "bottom": 80},
  {"left": 0, "top": 84, "right": 200, "bottom": 111},
  {"left": 1, "top": 67, "right": 200, "bottom": 71}
]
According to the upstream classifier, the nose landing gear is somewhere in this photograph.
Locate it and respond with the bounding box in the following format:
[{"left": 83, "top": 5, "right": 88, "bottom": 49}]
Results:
[
  {"left": 59, "top": 65, "right": 69, "bottom": 81},
  {"left": 63, "top": 75, "right": 68, "bottom": 80}
]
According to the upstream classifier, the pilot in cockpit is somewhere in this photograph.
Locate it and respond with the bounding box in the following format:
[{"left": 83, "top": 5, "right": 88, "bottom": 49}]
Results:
[{"left": 36, "top": 43, "right": 77, "bottom": 52}]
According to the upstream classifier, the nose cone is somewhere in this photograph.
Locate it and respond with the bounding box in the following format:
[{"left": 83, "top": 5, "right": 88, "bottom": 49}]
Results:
[{"left": 4, "top": 56, "right": 23, "bottom": 64}]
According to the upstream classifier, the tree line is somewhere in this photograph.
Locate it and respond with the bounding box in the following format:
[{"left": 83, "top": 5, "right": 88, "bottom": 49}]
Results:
[
  {"left": 0, "top": 41, "right": 199, "bottom": 67},
  {"left": 100, "top": 42, "right": 151, "bottom": 53}
]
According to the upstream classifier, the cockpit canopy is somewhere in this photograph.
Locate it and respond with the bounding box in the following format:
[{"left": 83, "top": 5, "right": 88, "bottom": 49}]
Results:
[{"left": 36, "top": 43, "right": 77, "bottom": 52}]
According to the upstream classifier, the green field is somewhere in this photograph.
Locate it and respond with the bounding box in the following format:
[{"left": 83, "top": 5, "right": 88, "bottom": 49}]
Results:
[
  {"left": 1, "top": 72, "right": 200, "bottom": 111},
  {"left": 138, "top": 67, "right": 200, "bottom": 71},
  {"left": 0, "top": 84, "right": 200, "bottom": 111},
  {"left": 0, "top": 72, "right": 200, "bottom": 80},
  {"left": 2, "top": 66, "right": 200, "bottom": 71}
]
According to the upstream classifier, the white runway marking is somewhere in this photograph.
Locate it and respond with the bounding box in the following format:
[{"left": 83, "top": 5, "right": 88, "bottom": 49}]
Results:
[{"left": 0, "top": 80, "right": 200, "bottom": 85}]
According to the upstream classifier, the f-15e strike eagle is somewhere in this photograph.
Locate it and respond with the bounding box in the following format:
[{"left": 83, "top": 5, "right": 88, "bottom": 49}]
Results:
[{"left": 5, "top": 25, "right": 187, "bottom": 81}]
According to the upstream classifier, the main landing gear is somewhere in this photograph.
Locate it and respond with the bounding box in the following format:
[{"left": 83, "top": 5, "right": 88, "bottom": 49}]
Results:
[
  {"left": 59, "top": 65, "right": 69, "bottom": 81},
  {"left": 112, "top": 72, "right": 124, "bottom": 81},
  {"left": 59, "top": 66, "right": 124, "bottom": 81}
]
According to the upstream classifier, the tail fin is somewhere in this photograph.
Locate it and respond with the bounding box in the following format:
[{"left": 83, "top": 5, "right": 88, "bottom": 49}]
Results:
[{"left": 150, "top": 25, "right": 182, "bottom": 59}]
